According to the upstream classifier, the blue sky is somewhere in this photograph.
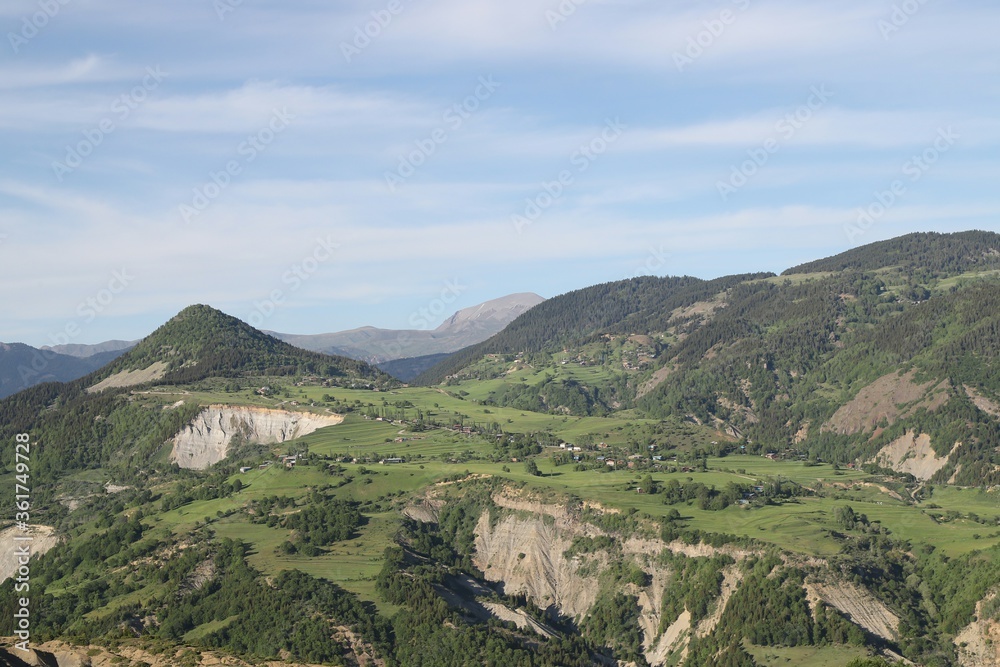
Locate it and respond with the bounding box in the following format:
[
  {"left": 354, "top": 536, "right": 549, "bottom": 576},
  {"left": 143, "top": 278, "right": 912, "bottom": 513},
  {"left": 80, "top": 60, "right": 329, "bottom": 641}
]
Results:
[{"left": 1, "top": 0, "right": 999, "bottom": 347}]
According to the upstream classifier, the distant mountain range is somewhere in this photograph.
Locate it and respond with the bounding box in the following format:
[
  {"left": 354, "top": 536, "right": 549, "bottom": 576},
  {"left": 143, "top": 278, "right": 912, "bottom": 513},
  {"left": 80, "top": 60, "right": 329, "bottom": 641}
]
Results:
[
  {"left": 268, "top": 292, "right": 545, "bottom": 364},
  {"left": 42, "top": 339, "right": 137, "bottom": 358},
  {"left": 0, "top": 293, "right": 544, "bottom": 397},
  {"left": 0, "top": 343, "right": 130, "bottom": 399}
]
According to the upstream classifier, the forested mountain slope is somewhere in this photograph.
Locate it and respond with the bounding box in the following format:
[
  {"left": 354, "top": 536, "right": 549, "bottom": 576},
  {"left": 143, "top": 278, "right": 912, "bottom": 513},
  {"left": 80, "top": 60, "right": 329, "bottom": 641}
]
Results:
[{"left": 419, "top": 231, "right": 1000, "bottom": 485}]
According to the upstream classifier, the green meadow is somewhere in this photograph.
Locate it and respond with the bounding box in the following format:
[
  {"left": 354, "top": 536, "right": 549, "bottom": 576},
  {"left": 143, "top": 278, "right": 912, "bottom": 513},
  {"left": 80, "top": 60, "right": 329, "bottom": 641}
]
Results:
[{"left": 127, "top": 382, "right": 999, "bottom": 609}]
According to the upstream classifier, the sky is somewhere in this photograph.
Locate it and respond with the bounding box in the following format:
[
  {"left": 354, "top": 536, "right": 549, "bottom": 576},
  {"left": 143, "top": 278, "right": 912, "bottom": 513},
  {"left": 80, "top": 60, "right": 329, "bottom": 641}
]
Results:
[{"left": 1, "top": 0, "right": 999, "bottom": 348}]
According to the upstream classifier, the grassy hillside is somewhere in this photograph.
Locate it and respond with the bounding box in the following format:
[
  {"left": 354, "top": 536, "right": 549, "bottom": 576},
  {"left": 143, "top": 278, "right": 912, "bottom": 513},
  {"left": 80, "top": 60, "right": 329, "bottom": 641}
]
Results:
[{"left": 4, "top": 373, "right": 997, "bottom": 665}]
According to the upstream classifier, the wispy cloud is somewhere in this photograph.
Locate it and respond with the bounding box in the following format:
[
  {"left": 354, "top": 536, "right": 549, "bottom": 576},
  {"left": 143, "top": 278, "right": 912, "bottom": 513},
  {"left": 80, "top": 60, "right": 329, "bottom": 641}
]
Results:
[
  {"left": 0, "top": 54, "right": 117, "bottom": 90},
  {"left": 1, "top": 0, "right": 998, "bottom": 343}
]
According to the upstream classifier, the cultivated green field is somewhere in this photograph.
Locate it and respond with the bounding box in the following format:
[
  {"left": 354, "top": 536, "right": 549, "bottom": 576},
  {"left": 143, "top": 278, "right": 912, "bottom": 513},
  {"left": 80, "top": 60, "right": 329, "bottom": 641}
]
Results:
[{"left": 129, "top": 380, "right": 999, "bottom": 608}]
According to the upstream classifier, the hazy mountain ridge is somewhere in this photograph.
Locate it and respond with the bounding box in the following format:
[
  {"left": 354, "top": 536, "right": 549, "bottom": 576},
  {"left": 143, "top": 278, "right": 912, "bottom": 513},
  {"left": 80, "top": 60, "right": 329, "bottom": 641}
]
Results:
[
  {"left": 0, "top": 294, "right": 542, "bottom": 398},
  {"left": 413, "top": 274, "right": 768, "bottom": 384},
  {"left": 376, "top": 352, "right": 452, "bottom": 381},
  {"left": 270, "top": 292, "right": 545, "bottom": 363},
  {"left": 0, "top": 342, "right": 130, "bottom": 399},
  {"left": 42, "top": 339, "right": 137, "bottom": 358}
]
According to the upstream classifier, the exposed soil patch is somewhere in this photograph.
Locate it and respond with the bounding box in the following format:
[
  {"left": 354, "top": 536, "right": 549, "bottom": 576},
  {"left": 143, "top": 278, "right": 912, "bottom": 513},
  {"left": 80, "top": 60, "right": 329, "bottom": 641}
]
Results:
[
  {"left": 871, "top": 431, "right": 957, "bottom": 481},
  {"left": 966, "top": 385, "right": 1000, "bottom": 418},
  {"left": 637, "top": 363, "right": 676, "bottom": 399},
  {"left": 955, "top": 591, "right": 1000, "bottom": 667},
  {"left": 87, "top": 361, "right": 169, "bottom": 393},
  {"left": 0, "top": 525, "right": 58, "bottom": 584},
  {"left": 823, "top": 369, "right": 949, "bottom": 436}
]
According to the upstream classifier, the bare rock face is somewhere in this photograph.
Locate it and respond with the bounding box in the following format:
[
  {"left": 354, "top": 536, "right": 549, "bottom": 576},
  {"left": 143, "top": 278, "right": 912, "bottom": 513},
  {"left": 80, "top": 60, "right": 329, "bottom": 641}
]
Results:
[
  {"left": 170, "top": 406, "right": 343, "bottom": 469},
  {"left": 871, "top": 430, "right": 958, "bottom": 481},
  {"left": 805, "top": 581, "right": 900, "bottom": 642},
  {"left": 463, "top": 492, "right": 754, "bottom": 666},
  {"left": 0, "top": 525, "right": 58, "bottom": 584},
  {"left": 955, "top": 591, "right": 1000, "bottom": 667},
  {"left": 423, "top": 488, "right": 902, "bottom": 667},
  {"left": 822, "top": 369, "right": 949, "bottom": 436},
  {"left": 86, "top": 361, "right": 169, "bottom": 393},
  {"left": 473, "top": 507, "right": 604, "bottom": 620}
]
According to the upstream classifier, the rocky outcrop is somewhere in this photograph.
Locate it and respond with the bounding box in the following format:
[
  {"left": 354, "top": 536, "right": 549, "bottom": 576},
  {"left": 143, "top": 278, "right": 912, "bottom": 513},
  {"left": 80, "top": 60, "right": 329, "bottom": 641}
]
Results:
[
  {"left": 86, "top": 361, "right": 168, "bottom": 393},
  {"left": 464, "top": 492, "right": 757, "bottom": 665},
  {"left": 871, "top": 430, "right": 958, "bottom": 481},
  {"left": 823, "top": 369, "right": 949, "bottom": 436},
  {"left": 965, "top": 385, "right": 1000, "bottom": 418},
  {"left": 170, "top": 406, "right": 343, "bottom": 469},
  {"left": 955, "top": 592, "right": 1000, "bottom": 667},
  {"left": 806, "top": 581, "right": 900, "bottom": 643},
  {"left": 0, "top": 525, "right": 58, "bottom": 584},
  {"left": 402, "top": 498, "right": 445, "bottom": 524},
  {"left": 410, "top": 487, "right": 897, "bottom": 666},
  {"left": 473, "top": 506, "right": 605, "bottom": 619}
]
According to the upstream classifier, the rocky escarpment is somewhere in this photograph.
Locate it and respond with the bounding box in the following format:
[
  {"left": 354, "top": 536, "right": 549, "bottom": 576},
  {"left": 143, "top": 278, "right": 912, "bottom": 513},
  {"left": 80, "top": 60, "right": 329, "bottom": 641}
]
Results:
[
  {"left": 170, "top": 406, "right": 343, "bottom": 469},
  {"left": 403, "top": 488, "right": 903, "bottom": 666},
  {"left": 464, "top": 492, "right": 756, "bottom": 665},
  {"left": 0, "top": 525, "right": 58, "bottom": 584},
  {"left": 871, "top": 430, "right": 959, "bottom": 481},
  {"left": 473, "top": 495, "right": 605, "bottom": 618},
  {"left": 955, "top": 591, "right": 1000, "bottom": 667}
]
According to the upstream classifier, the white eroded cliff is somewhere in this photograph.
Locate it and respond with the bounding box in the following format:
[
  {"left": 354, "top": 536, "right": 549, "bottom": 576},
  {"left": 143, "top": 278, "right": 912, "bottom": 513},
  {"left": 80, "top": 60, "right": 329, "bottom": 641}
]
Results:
[{"left": 170, "top": 405, "right": 343, "bottom": 469}]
